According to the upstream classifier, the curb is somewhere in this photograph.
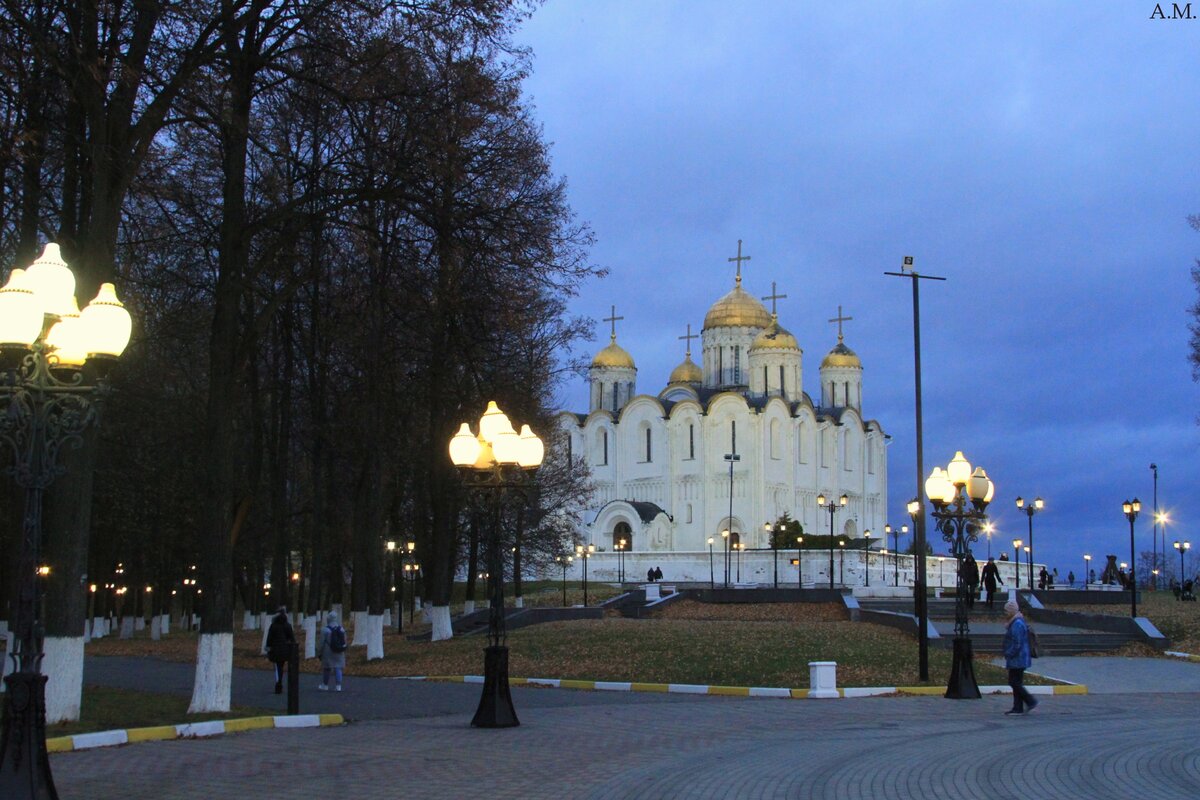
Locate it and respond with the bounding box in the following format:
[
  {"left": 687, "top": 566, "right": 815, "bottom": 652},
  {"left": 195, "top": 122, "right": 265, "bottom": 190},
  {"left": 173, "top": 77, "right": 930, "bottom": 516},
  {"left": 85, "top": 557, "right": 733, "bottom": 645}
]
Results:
[
  {"left": 47, "top": 713, "right": 344, "bottom": 754},
  {"left": 396, "top": 675, "right": 1087, "bottom": 699},
  {"left": 1165, "top": 650, "right": 1200, "bottom": 663}
]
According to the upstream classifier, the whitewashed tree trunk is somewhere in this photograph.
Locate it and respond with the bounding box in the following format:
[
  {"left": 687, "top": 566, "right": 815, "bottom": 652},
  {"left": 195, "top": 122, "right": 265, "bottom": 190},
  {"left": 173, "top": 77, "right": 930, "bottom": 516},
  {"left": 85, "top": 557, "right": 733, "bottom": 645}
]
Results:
[
  {"left": 83, "top": 619, "right": 91, "bottom": 644},
  {"left": 430, "top": 605, "right": 453, "bottom": 642},
  {"left": 257, "top": 611, "right": 268, "bottom": 632},
  {"left": 383, "top": 609, "right": 391, "bottom": 627},
  {"left": 188, "top": 633, "right": 233, "bottom": 713},
  {"left": 134, "top": 616, "right": 145, "bottom": 631},
  {"left": 350, "top": 611, "right": 367, "bottom": 646},
  {"left": 150, "top": 615, "right": 161, "bottom": 640},
  {"left": 43, "top": 636, "right": 84, "bottom": 723},
  {"left": 514, "top": 597, "right": 524, "bottom": 609},
  {"left": 260, "top": 621, "right": 270, "bottom": 654},
  {"left": 160, "top": 613, "right": 170, "bottom": 635},
  {"left": 303, "top": 616, "right": 316, "bottom": 659},
  {"left": 119, "top": 617, "right": 134, "bottom": 639},
  {"left": 91, "top": 617, "right": 104, "bottom": 639},
  {"left": 463, "top": 600, "right": 475, "bottom": 615},
  {"left": 242, "top": 611, "right": 253, "bottom": 630},
  {"left": 366, "top": 614, "right": 384, "bottom": 660}
]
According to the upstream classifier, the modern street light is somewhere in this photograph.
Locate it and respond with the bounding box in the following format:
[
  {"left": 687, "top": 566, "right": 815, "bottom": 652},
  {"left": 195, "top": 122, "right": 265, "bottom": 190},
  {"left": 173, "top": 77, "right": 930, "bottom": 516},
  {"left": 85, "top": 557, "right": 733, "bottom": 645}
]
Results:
[
  {"left": 615, "top": 538, "right": 626, "bottom": 584},
  {"left": 575, "top": 543, "right": 595, "bottom": 605},
  {"left": 724, "top": 452, "right": 740, "bottom": 587},
  {"left": 707, "top": 537, "right": 715, "bottom": 589},
  {"left": 1012, "top": 539, "right": 1022, "bottom": 589},
  {"left": 796, "top": 534, "right": 804, "bottom": 587},
  {"left": 1023, "top": 546, "right": 1032, "bottom": 590},
  {"left": 1083, "top": 554, "right": 1091, "bottom": 591},
  {"left": 736, "top": 542, "right": 745, "bottom": 583},
  {"left": 449, "top": 401, "right": 544, "bottom": 728},
  {"left": 1174, "top": 540, "right": 1190, "bottom": 586},
  {"left": 885, "top": 523, "right": 907, "bottom": 587},
  {"left": 838, "top": 540, "right": 846, "bottom": 586},
  {"left": 1121, "top": 498, "right": 1141, "bottom": 618},
  {"left": 880, "top": 548, "right": 888, "bottom": 584},
  {"left": 863, "top": 530, "right": 872, "bottom": 588},
  {"left": 1014, "top": 496, "right": 1043, "bottom": 588},
  {"left": 0, "top": 243, "right": 133, "bottom": 797},
  {"left": 817, "top": 493, "right": 848, "bottom": 590},
  {"left": 555, "top": 555, "right": 572, "bottom": 606},
  {"left": 925, "top": 450, "right": 995, "bottom": 700}
]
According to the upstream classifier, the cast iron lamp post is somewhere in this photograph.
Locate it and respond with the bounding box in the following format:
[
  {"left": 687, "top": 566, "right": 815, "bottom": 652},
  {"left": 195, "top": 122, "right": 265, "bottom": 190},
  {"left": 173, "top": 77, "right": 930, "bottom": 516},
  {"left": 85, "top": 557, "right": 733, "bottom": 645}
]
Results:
[
  {"left": 724, "top": 452, "right": 739, "bottom": 586},
  {"left": 1015, "top": 496, "right": 1043, "bottom": 587},
  {"left": 576, "top": 543, "right": 595, "bottom": 604},
  {"left": 0, "top": 243, "right": 132, "bottom": 798},
  {"left": 707, "top": 537, "right": 714, "bottom": 589},
  {"left": 838, "top": 540, "right": 846, "bottom": 587},
  {"left": 385, "top": 541, "right": 399, "bottom": 631},
  {"left": 721, "top": 529, "right": 730, "bottom": 587},
  {"left": 1122, "top": 497, "right": 1141, "bottom": 617},
  {"left": 885, "top": 524, "right": 907, "bottom": 586},
  {"left": 1083, "top": 554, "right": 1091, "bottom": 591},
  {"left": 449, "top": 401, "right": 544, "bottom": 728},
  {"left": 555, "top": 555, "right": 572, "bottom": 605},
  {"left": 764, "top": 522, "right": 780, "bottom": 589},
  {"left": 796, "top": 534, "right": 804, "bottom": 587},
  {"left": 403, "top": 562, "right": 420, "bottom": 624},
  {"left": 925, "top": 451, "right": 994, "bottom": 700},
  {"left": 937, "top": 557, "right": 945, "bottom": 589},
  {"left": 1024, "top": 546, "right": 1031, "bottom": 590},
  {"left": 736, "top": 542, "right": 745, "bottom": 583},
  {"left": 615, "top": 538, "right": 626, "bottom": 583},
  {"left": 1012, "top": 539, "right": 1022, "bottom": 588},
  {"left": 863, "top": 530, "right": 872, "bottom": 588},
  {"left": 817, "top": 493, "right": 847, "bottom": 590},
  {"left": 1174, "top": 540, "right": 1190, "bottom": 587}
]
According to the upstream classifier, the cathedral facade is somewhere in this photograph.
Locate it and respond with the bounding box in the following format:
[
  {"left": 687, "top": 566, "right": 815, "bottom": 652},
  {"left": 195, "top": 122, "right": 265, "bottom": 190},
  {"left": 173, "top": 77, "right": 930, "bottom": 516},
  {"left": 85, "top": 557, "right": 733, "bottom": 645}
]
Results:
[{"left": 555, "top": 251, "right": 888, "bottom": 573}]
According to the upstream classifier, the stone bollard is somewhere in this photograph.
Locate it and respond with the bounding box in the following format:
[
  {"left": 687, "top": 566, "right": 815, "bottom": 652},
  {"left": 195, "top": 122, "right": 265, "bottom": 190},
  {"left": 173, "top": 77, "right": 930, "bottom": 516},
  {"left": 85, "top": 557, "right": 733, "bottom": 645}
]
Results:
[
  {"left": 644, "top": 583, "right": 661, "bottom": 601},
  {"left": 808, "top": 661, "right": 839, "bottom": 699}
]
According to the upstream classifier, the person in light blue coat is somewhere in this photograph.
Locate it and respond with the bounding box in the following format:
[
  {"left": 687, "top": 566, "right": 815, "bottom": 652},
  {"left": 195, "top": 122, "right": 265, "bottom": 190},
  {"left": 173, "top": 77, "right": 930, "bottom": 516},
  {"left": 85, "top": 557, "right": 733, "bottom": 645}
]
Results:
[
  {"left": 317, "top": 611, "right": 347, "bottom": 692},
  {"left": 1002, "top": 598, "right": 1037, "bottom": 715}
]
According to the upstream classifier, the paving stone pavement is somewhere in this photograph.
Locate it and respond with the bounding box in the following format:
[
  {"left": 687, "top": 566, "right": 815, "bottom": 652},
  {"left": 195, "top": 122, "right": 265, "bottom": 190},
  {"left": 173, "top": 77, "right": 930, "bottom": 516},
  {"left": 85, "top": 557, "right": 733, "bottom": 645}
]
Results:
[{"left": 53, "top": 677, "right": 1200, "bottom": 799}]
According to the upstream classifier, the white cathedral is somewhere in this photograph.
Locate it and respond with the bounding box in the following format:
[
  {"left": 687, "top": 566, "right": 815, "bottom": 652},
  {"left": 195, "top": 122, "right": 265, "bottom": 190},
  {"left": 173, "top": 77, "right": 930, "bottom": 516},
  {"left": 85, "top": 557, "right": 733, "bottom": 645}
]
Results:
[{"left": 555, "top": 244, "right": 888, "bottom": 583}]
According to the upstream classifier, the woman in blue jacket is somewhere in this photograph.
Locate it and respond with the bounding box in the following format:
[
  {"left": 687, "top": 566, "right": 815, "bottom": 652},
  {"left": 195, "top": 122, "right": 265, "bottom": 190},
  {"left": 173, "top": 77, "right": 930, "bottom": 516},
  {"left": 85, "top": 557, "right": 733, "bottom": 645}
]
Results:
[{"left": 1002, "top": 598, "right": 1038, "bottom": 715}]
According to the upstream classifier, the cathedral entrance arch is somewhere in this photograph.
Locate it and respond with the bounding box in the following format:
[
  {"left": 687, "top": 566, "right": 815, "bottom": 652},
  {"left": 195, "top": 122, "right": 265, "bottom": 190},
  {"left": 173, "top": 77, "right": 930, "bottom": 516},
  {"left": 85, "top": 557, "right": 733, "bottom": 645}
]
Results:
[{"left": 613, "top": 521, "right": 633, "bottom": 552}]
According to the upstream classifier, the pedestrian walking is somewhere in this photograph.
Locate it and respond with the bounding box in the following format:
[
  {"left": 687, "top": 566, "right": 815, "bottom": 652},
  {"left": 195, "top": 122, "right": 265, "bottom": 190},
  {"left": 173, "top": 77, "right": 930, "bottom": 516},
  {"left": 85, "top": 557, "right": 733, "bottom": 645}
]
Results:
[
  {"left": 962, "top": 554, "right": 980, "bottom": 609},
  {"left": 265, "top": 607, "right": 295, "bottom": 694},
  {"left": 317, "top": 610, "right": 348, "bottom": 692},
  {"left": 1002, "top": 598, "right": 1038, "bottom": 716},
  {"left": 653, "top": 566, "right": 663, "bottom": 581},
  {"left": 982, "top": 557, "right": 1004, "bottom": 609},
  {"left": 1067, "top": 570, "right": 1075, "bottom": 588}
]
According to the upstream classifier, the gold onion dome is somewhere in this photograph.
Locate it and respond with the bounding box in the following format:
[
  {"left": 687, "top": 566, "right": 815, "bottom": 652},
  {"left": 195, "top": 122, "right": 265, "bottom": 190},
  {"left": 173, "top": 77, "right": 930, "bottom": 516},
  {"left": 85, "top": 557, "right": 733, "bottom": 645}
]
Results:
[
  {"left": 668, "top": 355, "right": 703, "bottom": 384},
  {"left": 591, "top": 337, "right": 635, "bottom": 369},
  {"left": 750, "top": 316, "right": 800, "bottom": 352},
  {"left": 821, "top": 341, "right": 861, "bottom": 369},
  {"left": 703, "top": 285, "right": 773, "bottom": 329}
]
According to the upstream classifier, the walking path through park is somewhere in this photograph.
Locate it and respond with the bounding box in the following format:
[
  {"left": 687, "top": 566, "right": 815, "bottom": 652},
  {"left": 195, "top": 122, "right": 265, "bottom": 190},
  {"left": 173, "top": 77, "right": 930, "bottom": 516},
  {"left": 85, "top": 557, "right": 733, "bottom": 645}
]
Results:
[{"left": 48, "top": 655, "right": 1200, "bottom": 798}]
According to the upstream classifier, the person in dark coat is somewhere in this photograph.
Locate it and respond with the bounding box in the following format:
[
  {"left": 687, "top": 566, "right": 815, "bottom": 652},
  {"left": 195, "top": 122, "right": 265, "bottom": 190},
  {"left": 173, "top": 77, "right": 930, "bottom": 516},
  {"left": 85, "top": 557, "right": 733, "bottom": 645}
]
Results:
[
  {"left": 981, "top": 557, "right": 1004, "bottom": 609},
  {"left": 653, "top": 566, "right": 663, "bottom": 581},
  {"left": 1038, "top": 567, "right": 1048, "bottom": 590},
  {"left": 265, "top": 607, "right": 296, "bottom": 694},
  {"left": 962, "top": 554, "right": 980, "bottom": 609},
  {"left": 1002, "top": 598, "right": 1037, "bottom": 715}
]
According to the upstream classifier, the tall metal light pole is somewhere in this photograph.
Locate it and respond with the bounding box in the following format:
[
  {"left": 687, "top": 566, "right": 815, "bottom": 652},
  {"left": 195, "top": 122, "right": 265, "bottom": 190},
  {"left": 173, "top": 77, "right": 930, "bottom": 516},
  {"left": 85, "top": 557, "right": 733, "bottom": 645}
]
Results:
[
  {"left": 1174, "top": 540, "right": 1190, "bottom": 585},
  {"left": 765, "top": 522, "right": 779, "bottom": 589},
  {"left": 1122, "top": 499, "right": 1141, "bottom": 617},
  {"left": 724, "top": 453, "right": 740, "bottom": 587},
  {"left": 885, "top": 255, "right": 944, "bottom": 682},
  {"left": 576, "top": 544, "right": 594, "bottom": 605},
  {"left": 1012, "top": 539, "right": 1022, "bottom": 589},
  {"left": 1024, "top": 546, "right": 1032, "bottom": 591},
  {"left": 863, "top": 530, "right": 872, "bottom": 588},
  {"left": 1151, "top": 464, "right": 1158, "bottom": 589},
  {"left": 0, "top": 244, "right": 133, "bottom": 799},
  {"left": 1015, "top": 496, "right": 1043, "bottom": 587},
  {"left": 449, "top": 402, "right": 545, "bottom": 728},
  {"left": 796, "top": 534, "right": 804, "bottom": 586},
  {"left": 925, "top": 451, "right": 994, "bottom": 699},
  {"left": 707, "top": 537, "right": 715, "bottom": 589},
  {"left": 886, "top": 523, "right": 907, "bottom": 587},
  {"left": 817, "top": 493, "right": 847, "bottom": 590}
]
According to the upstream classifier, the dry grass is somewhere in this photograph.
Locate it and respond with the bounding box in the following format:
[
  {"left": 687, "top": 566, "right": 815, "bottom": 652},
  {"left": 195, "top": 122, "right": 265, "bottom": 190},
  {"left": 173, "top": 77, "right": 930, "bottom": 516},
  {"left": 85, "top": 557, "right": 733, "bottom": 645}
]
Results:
[
  {"left": 1071, "top": 591, "right": 1200, "bottom": 654},
  {"left": 87, "top": 600, "right": 1044, "bottom": 688}
]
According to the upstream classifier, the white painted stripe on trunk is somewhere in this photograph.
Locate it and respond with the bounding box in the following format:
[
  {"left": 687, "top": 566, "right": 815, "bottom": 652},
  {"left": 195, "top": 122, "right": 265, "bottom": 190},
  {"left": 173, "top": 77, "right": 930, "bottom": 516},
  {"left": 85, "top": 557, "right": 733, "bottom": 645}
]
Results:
[
  {"left": 188, "top": 633, "right": 233, "bottom": 713},
  {"left": 366, "top": 614, "right": 384, "bottom": 660},
  {"left": 430, "top": 605, "right": 453, "bottom": 642},
  {"left": 43, "top": 636, "right": 84, "bottom": 723}
]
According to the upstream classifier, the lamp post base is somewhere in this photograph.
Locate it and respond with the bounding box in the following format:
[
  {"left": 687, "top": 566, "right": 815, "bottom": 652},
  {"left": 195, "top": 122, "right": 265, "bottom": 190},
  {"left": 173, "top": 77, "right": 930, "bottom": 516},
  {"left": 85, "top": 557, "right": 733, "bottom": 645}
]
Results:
[
  {"left": 944, "top": 637, "right": 982, "bottom": 699},
  {"left": 471, "top": 645, "right": 519, "bottom": 728},
  {"left": 0, "top": 670, "right": 58, "bottom": 799}
]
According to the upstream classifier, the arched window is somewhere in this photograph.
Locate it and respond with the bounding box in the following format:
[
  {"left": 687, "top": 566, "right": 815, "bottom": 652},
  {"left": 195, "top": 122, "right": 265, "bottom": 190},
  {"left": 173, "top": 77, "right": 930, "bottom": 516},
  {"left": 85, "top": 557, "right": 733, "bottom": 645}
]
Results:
[
  {"left": 645, "top": 426, "right": 652, "bottom": 462},
  {"left": 613, "top": 521, "right": 632, "bottom": 552},
  {"left": 688, "top": 424, "right": 695, "bottom": 459},
  {"left": 769, "top": 419, "right": 781, "bottom": 460},
  {"left": 595, "top": 429, "right": 608, "bottom": 466},
  {"left": 729, "top": 531, "right": 741, "bottom": 549}
]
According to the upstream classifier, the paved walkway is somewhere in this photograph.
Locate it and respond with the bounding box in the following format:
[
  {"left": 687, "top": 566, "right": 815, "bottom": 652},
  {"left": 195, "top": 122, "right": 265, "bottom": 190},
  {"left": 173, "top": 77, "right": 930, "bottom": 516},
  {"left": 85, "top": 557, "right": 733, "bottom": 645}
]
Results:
[
  {"left": 47, "top": 656, "right": 1200, "bottom": 798},
  {"left": 1021, "top": 655, "right": 1200, "bottom": 693}
]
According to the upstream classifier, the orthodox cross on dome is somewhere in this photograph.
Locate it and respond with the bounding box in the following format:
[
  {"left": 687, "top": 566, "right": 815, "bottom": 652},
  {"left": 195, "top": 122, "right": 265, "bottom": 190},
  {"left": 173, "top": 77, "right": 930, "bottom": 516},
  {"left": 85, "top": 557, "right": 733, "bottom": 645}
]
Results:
[
  {"left": 828, "top": 305, "right": 853, "bottom": 343},
  {"left": 727, "top": 239, "right": 751, "bottom": 286},
  {"left": 678, "top": 323, "right": 699, "bottom": 357},
  {"left": 603, "top": 304, "right": 624, "bottom": 342},
  {"left": 761, "top": 281, "right": 788, "bottom": 317}
]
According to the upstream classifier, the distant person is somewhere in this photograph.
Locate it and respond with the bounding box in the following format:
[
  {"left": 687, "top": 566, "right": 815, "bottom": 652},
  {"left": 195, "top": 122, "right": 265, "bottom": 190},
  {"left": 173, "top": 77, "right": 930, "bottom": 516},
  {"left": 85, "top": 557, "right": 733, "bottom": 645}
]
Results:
[
  {"left": 1089, "top": 568, "right": 1096, "bottom": 584},
  {"left": 653, "top": 566, "right": 663, "bottom": 581},
  {"left": 647, "top": 567, "right": 655, "bottom": 583},
  {"left": 962, "top": 554, "right": 980, "bottom": 609},
  {"left": 1002, "top": 598, "right": 1038, "bottom": 716},
  {"left": 1038, "top": 567, "right": 1048, "bottom": 590},
  {"left": 999, "top": 553, "right": 1009, "bottom": 562},
  {"left": 1067, "top": 571, "right": 1075, "bottom": 588},
  {"left": 317, "top": 611, "right": 347, "bottom": 692},
  {"left": 266, "top": 607, "right": 296, "bottom": 694},
  {"left": 982, "top": 557, "right": 1004, "bottom": 609}
]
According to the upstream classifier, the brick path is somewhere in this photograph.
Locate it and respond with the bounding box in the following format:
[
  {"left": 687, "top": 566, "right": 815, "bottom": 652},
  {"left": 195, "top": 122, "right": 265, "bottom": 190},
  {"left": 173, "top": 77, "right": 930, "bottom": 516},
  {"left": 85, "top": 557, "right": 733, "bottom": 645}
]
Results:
[{"left": 53, "top": 682, "right": 1200, "bottom": 799}]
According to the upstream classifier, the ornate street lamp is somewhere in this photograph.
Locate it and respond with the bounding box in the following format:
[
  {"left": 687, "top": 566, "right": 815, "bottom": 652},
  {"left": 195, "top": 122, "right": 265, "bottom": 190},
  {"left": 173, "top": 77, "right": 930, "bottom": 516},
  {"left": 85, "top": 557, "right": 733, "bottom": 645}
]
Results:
[
  {"left": 1014, "top": 496, "right": 1044, "bottom": 588},
  {"left": 764, "top": 522, "right": 779, "bottom": 589},
  {"left": 1174, "top": 540, "right": 1190, "bottom": 589},
  {"left": 449, "top": 401, "right": 544, "bottom": 728},
  {"left": 885, "top": 523, "right": 907, "bottom": 586},
  {"left": 1023, "top": 546, "right": 1032, "bottom": 590},
  {"left": 614, "top": 538, "right": 625, "bottom": 584},
  {"left": 796, "top": 533, "right": 804, "bottom": 587},
  {"left": 721, "top": 529, "right": 730, "bottom": 587},
  {"left": 925, "top": 451, "right": 994, "bottom": 699},
  {"left": 817, "top": 493, "right": 848, "bottom": 590},
  {"left": 863, "top": 530, "right": 872, "bottom": 588},
  {"left": 1122, "top": 497, "right": 1142, "bottom": 618},
  {"left": 0, "top": 244, "right": 132, "bottom": 798},
  {"left": 1083, "top": 554, "right": 1091, "bottom": 591},
  {"left": 575, "top": 543, "right": 595, "bottom": 605},
  {"left": 707, "top": 537, "right": 715, "bottom": 589},
  {"left": 839, "top": 540, "right": 846, "bottom": 586},
  {"left": 1012, "top": 539, "right": 1022, "bottom": 589},
  {"left": 736, "top": 542, "right": 745, "bottom": 583},
  {"left": 555, "top": 555, "right": 572, "bottom": 606}
]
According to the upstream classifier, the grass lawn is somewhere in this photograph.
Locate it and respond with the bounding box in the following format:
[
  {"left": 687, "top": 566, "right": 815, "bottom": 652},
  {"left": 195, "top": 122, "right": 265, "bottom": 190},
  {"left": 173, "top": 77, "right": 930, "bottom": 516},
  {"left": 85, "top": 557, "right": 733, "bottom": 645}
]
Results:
[
  {"left": 46, "top": 686, "right": 276, "bottom": 738},
  {"left": 88, "top": 594, "right": 1049, "bottom": 688},
  {"left": 1071, "top": 591, "right": 1200, "bottom": 654}
]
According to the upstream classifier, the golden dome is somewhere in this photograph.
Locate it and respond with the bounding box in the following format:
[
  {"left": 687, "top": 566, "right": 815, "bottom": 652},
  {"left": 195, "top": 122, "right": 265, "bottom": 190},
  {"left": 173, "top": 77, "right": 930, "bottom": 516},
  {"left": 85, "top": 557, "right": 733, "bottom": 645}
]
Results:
[
  {"left": 750, "top": 317, "right": 800, "bottom": 353},
  {"left": 591, "top": 337, "right": 636, "bottom": 369},
  {"left": 821, "top": 341, "right": 861, "bottom": 369},
  {"left": 703, "top": 285, "right": 773, "bottom": 330},
  {"left": 668, "top": 355, "right": 703, "bottom": 384}
]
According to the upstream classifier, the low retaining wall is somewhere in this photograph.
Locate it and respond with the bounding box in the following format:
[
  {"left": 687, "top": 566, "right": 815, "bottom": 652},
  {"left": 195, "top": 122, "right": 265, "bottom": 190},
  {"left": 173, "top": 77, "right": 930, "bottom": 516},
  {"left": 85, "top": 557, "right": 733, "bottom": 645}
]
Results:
[
  {"left": 1032, "top": 589, "right": 1136, "bottom": 605},
  {"left": 1025, "top": 606, "right": 1167, "bottom": 649}
]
